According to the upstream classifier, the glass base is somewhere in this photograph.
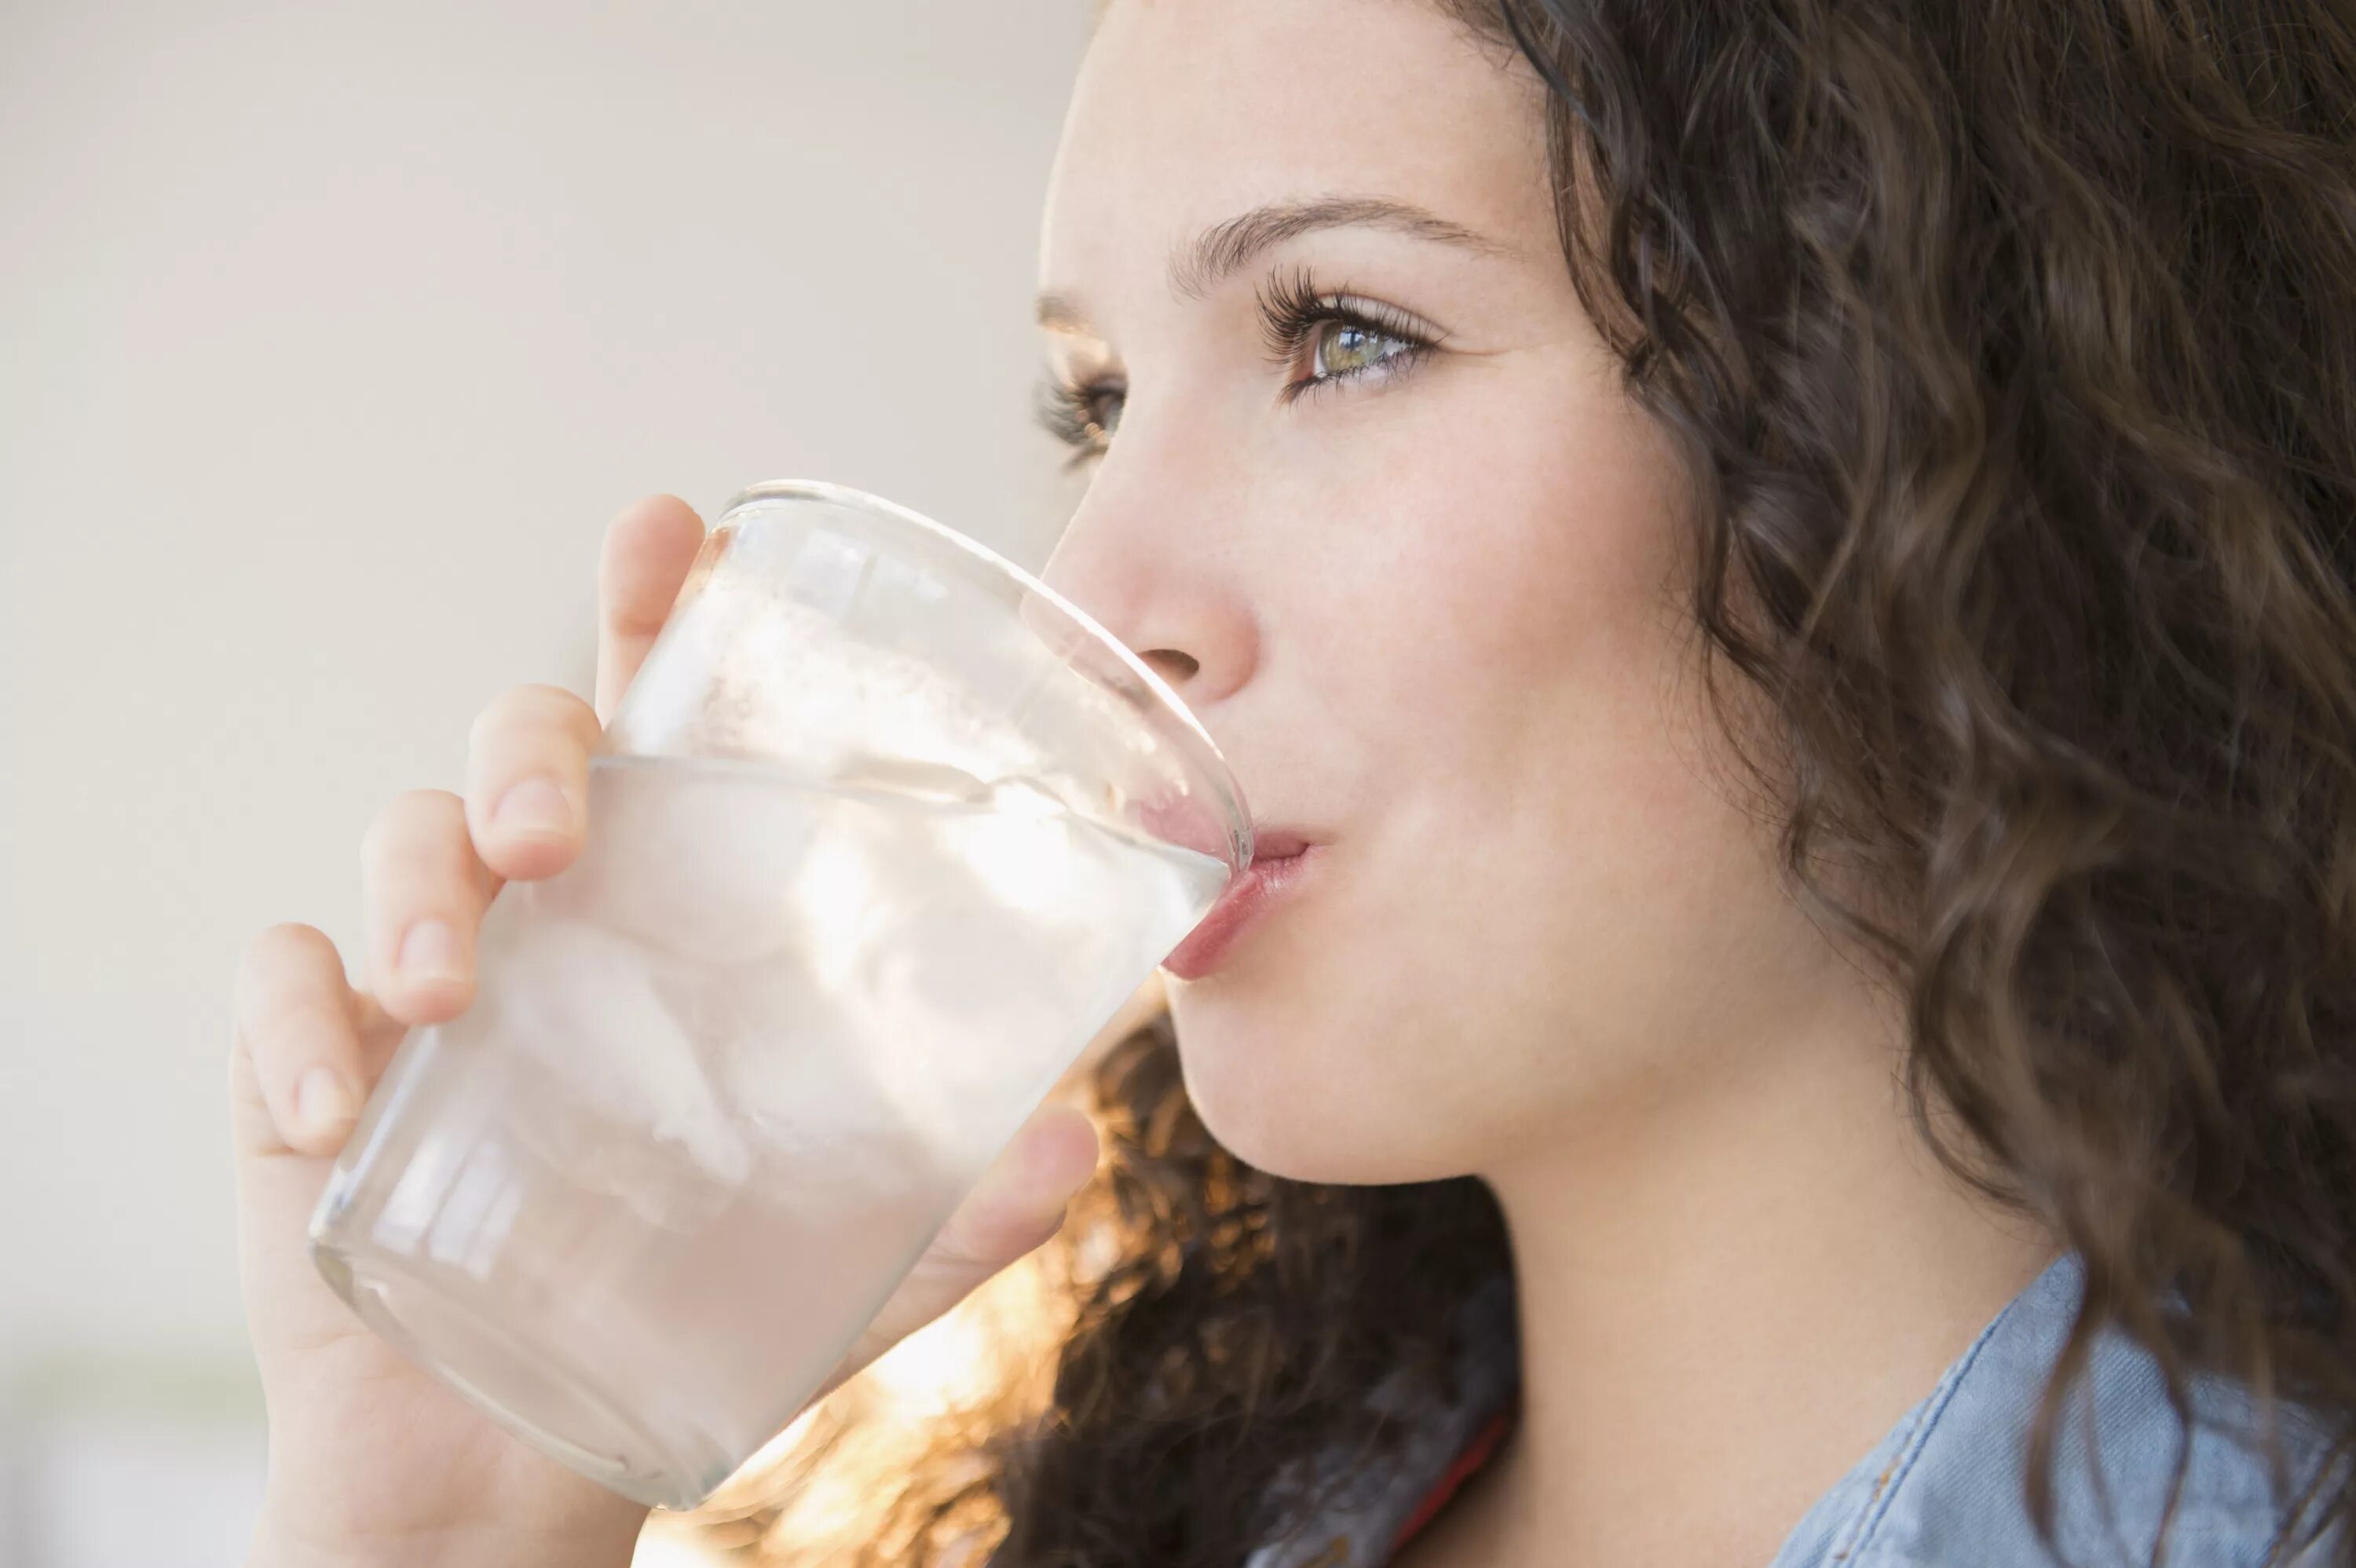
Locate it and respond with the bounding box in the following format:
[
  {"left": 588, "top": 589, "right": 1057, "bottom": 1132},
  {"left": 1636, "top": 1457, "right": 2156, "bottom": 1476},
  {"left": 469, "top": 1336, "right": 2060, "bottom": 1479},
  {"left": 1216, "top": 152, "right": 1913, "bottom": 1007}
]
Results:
[{"left": 313, "top": 1241, "right": 736, "bottom": 1511}]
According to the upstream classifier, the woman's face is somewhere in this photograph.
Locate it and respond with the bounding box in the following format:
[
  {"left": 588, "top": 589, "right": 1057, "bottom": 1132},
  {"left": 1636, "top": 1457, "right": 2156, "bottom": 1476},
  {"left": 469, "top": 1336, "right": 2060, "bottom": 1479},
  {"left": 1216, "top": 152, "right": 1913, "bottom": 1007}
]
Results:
[{"left": 1037, "top": 0, "right": 1845, "bottom": 1185}]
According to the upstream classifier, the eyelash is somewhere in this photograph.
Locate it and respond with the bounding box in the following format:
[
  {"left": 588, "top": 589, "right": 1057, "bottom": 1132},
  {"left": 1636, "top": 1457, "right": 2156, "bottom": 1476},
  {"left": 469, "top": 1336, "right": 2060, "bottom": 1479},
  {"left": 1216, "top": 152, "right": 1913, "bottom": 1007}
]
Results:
[
  {"left": 1033, "top": 376, "right": 1120, "bottom": 473},
  {"left": 1034, "top": 267, "right": 1441, "bottom": 467},
  {"left": 1254, "top": 265, "right": 1439, "bottom": 404}
]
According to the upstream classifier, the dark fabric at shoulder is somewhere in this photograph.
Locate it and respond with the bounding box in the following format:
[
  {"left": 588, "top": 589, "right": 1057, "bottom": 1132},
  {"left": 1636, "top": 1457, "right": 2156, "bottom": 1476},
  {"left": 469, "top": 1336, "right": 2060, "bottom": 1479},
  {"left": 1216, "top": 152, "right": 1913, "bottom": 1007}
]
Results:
[{"left": 1243, "top": 1273, "right": 1520, "bottom": 1568}]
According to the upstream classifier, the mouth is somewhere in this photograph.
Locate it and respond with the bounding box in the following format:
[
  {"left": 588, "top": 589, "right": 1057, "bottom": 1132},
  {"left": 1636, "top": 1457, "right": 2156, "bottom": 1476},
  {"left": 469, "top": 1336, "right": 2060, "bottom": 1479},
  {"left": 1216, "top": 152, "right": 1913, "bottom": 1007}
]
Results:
[
  {"left": 1160, "top": 825, "right": 1325, "bottom": 981},
  {"left": 1249, "top": 828, "right": 1315, "bottom": 864}
]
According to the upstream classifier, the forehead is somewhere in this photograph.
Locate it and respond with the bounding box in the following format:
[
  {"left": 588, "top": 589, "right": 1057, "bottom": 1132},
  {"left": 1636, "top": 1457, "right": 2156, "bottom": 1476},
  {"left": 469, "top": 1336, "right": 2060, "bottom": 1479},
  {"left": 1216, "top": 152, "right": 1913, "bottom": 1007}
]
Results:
[{"left": 1039, "top": 0, "right": 1551, "bottom": 294}]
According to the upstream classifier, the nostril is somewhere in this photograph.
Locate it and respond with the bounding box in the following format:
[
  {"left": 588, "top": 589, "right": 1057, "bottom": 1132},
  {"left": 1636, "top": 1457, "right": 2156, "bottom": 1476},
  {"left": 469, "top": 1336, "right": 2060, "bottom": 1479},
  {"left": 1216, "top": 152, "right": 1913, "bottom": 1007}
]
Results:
[{"left": 1144, "top": 649, "right": 1200, "bottom": 685}]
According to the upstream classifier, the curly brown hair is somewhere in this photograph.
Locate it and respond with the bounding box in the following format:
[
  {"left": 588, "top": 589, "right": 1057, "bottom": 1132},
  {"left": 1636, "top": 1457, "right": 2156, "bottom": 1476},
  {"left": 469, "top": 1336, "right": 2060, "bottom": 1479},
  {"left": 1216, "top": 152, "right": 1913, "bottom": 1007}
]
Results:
[{"left": 683, "top": 1, "right": 2356, "bottom": 1563}]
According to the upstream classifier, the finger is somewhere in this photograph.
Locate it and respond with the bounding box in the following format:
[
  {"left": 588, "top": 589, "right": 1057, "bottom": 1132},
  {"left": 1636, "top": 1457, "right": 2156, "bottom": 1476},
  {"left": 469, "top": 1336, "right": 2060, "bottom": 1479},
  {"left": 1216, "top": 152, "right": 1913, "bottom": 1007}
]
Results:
[
  {"left": 464, "top": 682, "right": 602, "bottom": 883},
  {"left": 836, "top": 1102, "right": 1101, "bottom": 1383},
  {"left": 595, "top": 495, "right": 707, "bottom": 722},
  {"left": 231, "top": 924, "right": 401, "bottom": 1159},
  {"left": 931, "top": 1101, "right": 1103, "bottom": 1268},
  {"left": 360, "top": 789, "right": 497, "bottom": 1025}
]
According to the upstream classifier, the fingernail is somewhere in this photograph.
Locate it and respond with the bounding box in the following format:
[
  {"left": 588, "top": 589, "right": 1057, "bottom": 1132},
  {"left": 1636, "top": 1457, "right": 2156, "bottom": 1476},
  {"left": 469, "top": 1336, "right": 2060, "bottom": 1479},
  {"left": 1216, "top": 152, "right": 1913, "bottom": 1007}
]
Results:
[
  {"left": 398, "top": 919, "right": 466, "bottom": 985},
  {"left": 294, "top": 1066, "right": 357, "bottom": 1142},
  {"left": 493, "top": 778, "right": 575, "bottom": 839}
]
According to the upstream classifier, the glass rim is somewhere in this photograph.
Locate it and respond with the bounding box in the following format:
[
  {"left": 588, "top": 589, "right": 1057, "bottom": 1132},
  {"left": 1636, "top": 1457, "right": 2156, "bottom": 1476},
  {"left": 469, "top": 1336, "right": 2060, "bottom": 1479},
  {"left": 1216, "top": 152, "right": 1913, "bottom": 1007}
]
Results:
[{"left": 716, "top": 478, "right": 1252, "bottom": 870}]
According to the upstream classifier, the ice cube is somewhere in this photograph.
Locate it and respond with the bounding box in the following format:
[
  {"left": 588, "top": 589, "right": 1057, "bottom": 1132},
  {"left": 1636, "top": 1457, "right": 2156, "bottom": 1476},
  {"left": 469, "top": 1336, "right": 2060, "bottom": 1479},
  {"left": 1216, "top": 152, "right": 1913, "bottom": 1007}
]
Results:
[
  {"left": 826, "top": 754, "right": 996, "bottom": 807},
  {"left": 560, "top": 760, "right": 818, "bottom": 967},
  {"left": 484, "top": 911, "right": 752, "bottom": 1213}
]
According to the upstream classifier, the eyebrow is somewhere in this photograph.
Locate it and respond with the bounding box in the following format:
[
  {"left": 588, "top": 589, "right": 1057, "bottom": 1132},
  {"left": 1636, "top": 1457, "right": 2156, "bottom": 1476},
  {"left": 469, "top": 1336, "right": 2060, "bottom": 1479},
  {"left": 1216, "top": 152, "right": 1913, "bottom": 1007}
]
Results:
[{"left": 1034, "top": 194, "right": 1506, "bottom": 334}]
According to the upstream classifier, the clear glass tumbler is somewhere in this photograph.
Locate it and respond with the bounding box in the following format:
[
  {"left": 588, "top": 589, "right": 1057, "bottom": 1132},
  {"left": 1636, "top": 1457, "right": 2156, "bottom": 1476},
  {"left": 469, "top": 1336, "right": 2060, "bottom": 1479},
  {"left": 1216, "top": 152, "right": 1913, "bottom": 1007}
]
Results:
[{"left": 308, "top": 481, "right": 1249, "bottom": 1510}]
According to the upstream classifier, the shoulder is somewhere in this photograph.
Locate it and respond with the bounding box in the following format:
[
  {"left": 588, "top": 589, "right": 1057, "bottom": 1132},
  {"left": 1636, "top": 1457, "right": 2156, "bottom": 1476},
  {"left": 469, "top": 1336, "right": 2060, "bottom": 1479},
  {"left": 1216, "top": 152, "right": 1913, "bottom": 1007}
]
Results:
[
  {"left": 1773, "top": 1254, "right": 2349, "bottom": 1568},
  {"left": 1244, "top": 1274, "right": 1522, "bottom": 1568}
]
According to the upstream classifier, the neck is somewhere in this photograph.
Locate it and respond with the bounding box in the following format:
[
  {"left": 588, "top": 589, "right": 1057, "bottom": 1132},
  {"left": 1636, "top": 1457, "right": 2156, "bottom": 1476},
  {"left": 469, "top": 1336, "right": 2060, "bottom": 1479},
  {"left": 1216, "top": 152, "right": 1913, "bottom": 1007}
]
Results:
[{"left": 1459, "top": 981, "right": 2058, "bottom": 1566}]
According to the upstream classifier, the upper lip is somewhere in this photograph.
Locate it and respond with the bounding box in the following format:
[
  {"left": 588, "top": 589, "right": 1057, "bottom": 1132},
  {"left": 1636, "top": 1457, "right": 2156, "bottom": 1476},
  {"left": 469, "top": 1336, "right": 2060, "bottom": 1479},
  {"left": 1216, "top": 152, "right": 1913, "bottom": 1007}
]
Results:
[{"left": 1250, "top": 826, "right": 1320, "bottom": 864}]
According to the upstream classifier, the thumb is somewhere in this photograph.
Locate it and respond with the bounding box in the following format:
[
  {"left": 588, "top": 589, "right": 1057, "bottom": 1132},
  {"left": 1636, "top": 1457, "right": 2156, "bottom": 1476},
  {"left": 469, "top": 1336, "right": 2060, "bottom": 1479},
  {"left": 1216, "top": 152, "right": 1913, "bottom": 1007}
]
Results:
[
  {"left": 829, "top": 1102, "right": 1101, "bottom": 1389},
  {"left": 931, "top": 1100, "right": 1103, "bottom": 1268}
]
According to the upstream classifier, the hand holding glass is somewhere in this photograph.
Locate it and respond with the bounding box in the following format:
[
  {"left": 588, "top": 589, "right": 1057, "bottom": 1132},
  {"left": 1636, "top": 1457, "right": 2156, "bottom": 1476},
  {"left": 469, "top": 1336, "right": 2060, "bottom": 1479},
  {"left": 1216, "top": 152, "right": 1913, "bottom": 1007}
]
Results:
[{"left": 306, "top": 482, "right": 1249, "bottom": 1510}]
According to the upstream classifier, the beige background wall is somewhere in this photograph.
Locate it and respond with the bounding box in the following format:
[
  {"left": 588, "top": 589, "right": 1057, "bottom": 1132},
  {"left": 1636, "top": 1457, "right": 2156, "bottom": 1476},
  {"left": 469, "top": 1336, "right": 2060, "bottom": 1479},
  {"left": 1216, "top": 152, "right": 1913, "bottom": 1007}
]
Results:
[{"left": 0, "top": 4, "right": 1089, "bottom": 1562}]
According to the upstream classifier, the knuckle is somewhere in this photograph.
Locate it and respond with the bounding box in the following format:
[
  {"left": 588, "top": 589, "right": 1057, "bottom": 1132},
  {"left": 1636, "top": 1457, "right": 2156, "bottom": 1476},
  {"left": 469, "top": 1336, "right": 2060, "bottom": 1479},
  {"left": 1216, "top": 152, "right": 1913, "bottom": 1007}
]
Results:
[
  {"left": 244, "top": 920, "right": 334, "bottom": 974},
  {"left": 235, "top": 923, "right": 337, "bottom": 1018},
  {"left": 931, "top": 1205, "right": 1037, "bottom": 1277},
  {"left": 518, "top": 681, "right": 594, "bottom": 723},
  {"left": 232, "top": 928, "right": 294, "bottom": 1051},
  {"left": 361, "top": 789, "right": 464, "bottom": 872},
  {"left": 357, "top": 802, "right": 401, "bottom": 868},
  {"left": 259, "top": 999, "right": 343, "bottom": 1063},
  {"left": 466, "top": 691, "right": 523, "bottom": 749},
  {"left": 233, "top": 925, "right": 347, "bottom": 1062},
  {"left": 360, "top": 786, "right": 471, "bottom": 885},
  {"left": 470, "top": 683, "right": 594, "bottom": 752},
  {"left": 918, "top": 1224, "right": 991, "bottom": 1280}
]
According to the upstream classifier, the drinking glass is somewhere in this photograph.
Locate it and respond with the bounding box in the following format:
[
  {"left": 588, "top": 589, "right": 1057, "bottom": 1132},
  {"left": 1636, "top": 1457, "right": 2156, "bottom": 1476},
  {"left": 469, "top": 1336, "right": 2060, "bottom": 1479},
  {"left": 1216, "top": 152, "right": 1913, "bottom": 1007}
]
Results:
[{"left": 308, "top": 480, "right": 1249, "bottom": 1509}]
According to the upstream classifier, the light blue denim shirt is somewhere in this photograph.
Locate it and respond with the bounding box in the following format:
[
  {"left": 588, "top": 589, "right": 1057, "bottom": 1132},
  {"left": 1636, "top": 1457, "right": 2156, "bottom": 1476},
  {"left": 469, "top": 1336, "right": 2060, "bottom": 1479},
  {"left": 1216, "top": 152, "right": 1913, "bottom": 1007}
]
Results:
[
  {"left": 1771, "top": 1252, "right": 2347, "bottom": 1568},
  {"left": 1246, "top": 1254, "right": 2347, "bottom": 1568}
]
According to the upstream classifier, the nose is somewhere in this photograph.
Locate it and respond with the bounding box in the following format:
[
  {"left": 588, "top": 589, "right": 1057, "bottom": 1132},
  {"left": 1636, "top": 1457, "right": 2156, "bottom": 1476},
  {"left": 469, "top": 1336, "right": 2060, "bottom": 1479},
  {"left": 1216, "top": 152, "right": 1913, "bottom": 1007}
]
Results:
[{"left": 1037, "top": 481, "right": 1258, "bottom": 709}]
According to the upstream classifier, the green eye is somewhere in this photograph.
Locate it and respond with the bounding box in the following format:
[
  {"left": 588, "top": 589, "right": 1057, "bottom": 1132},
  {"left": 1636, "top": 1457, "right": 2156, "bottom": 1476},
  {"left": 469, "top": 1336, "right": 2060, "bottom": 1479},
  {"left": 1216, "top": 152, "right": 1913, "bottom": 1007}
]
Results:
[{"left": 1312, "top": 320, "right": 1407, "bottom": 379}]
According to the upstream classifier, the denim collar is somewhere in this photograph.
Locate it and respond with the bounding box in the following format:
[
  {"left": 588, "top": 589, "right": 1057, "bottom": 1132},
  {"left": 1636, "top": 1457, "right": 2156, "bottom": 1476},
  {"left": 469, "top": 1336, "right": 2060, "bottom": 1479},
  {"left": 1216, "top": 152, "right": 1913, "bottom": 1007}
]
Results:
[{"left": 1770, "top": 1252, "right": 2347, "bottom": 1568}]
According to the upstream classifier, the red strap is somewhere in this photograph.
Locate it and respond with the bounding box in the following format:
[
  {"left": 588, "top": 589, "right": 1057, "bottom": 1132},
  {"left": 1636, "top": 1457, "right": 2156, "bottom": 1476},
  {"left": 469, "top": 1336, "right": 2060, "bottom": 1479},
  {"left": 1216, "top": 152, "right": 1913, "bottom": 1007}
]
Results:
[{"left": 1386, "top": 1403, "right": 1516, "bottom": 1557}]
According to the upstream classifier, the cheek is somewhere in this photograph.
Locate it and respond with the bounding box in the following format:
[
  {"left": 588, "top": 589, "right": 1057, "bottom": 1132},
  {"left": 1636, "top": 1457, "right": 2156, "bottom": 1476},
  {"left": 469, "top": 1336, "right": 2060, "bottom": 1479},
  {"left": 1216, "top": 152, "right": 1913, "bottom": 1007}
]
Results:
[
  {"left": 1348, "top": 368, "right": 1745, "bottom": 1023},
  {"left": 1175, "top": 360, "right": 1804, "bottom": 1179},
  {"left": 1312, "top": 356, "right": 1692, "bottom": 789}
]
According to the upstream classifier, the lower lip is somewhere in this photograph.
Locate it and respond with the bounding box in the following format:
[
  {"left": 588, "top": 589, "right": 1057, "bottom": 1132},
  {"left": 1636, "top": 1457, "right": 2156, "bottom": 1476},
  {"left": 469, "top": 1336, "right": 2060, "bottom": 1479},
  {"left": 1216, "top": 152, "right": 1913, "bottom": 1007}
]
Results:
[{"left": 1160, "top": 846, "right": 1323, "bottom": 981}]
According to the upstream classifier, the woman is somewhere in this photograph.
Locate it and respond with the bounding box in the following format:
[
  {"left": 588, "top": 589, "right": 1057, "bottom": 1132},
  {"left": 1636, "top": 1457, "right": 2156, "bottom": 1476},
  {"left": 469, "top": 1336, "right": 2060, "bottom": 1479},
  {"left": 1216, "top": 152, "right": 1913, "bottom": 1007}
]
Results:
[{"left": 229, "top": 0, "right": 2356, "bottom": 1564}]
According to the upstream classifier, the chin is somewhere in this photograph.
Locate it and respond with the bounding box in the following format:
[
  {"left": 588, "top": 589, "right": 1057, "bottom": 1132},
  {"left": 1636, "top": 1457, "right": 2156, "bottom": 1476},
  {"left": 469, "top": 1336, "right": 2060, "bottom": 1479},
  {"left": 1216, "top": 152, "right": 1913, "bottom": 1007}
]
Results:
[{"left": 1164, "top": 980, "right": 1455, "bottom": 1188}]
